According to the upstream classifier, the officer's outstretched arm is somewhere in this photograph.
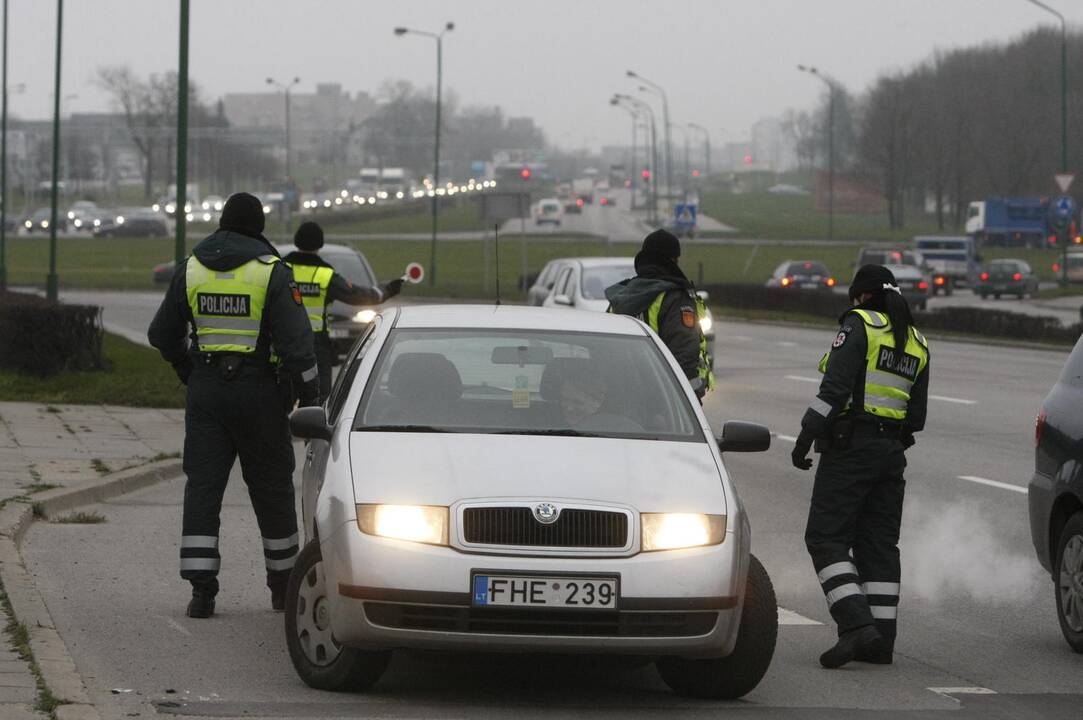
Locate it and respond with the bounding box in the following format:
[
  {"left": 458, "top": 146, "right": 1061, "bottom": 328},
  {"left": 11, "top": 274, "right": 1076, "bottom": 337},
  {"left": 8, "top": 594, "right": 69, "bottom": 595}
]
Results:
[
  {"left": 266, "top": 265, "right": 320, "bottom": 405},
  {"left": 798, "top": 314, "right": 867, "bottom": 443},
  {"left": 148, "top": 262, "right": 191, "bottom": 367},
  {"left": 328, "top": 272, "right": 387, "bottom": 306}
]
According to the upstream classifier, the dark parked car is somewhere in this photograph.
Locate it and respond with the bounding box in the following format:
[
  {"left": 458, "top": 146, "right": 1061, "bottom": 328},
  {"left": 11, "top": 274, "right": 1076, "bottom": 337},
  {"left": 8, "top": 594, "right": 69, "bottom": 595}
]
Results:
[
  {"left": 22, "top": 208, "right": 67, "bottom": 233},
  {"left": 1030, "top": 338, "right": 1083, "bottom": 653},
  {"left": 975, "top": 259, "right": 1039, "bottom": 299},
  {"left": 95, "top": 209, "right": 168, "bottom": 238}
]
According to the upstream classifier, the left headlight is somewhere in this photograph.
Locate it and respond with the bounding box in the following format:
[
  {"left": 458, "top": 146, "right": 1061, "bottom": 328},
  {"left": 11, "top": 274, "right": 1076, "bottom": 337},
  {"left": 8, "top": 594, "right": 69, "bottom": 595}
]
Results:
[
  {"left": 353, "top": 308, "right": 377, "bottom": 324},
  {"left": 641, "top": 513, "right": 725, "bottom": 551},
  {"left": 357, "top": 504, "right": 448, "bottom": 546},
  {"left": 699, "top": 311, "right": 713, "bottom": 334}
]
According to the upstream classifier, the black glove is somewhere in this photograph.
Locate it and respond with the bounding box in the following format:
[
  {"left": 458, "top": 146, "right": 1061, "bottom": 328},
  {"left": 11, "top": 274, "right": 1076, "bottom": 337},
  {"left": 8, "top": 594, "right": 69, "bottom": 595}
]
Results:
[
  {"left": 172, "top": 357, "right": 193, "bottom": 385},
  {"left": 901, "top": 431, "right": 916, "bottom": 450},
  {"left": 297, "top": 378, "right": 320, "bottom": 408},
  {"left": 381, "top": 278, "right": 404, "bottom": 300},
  {"left": 791, "top": 441, "right": 813, "bottom": 471}
]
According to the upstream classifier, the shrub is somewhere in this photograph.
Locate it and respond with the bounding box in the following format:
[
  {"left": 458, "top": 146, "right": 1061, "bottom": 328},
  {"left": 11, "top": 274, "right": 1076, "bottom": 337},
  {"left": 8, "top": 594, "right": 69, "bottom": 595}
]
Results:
[{"left": 0, "top": 291, "right": 104, "bottom": 376}]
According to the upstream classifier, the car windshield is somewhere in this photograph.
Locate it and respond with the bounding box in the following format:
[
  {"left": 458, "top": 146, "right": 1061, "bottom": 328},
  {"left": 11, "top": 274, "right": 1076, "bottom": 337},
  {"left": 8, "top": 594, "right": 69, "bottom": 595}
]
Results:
[
  {"left": 355, "top": 329, "right": 703, "bottom": 442},
  {"left": 581, "top": 265, "right": 634, "bottom": 299},
  {"left": 323, "top": 248, "right": 376, "bottom": 287}
]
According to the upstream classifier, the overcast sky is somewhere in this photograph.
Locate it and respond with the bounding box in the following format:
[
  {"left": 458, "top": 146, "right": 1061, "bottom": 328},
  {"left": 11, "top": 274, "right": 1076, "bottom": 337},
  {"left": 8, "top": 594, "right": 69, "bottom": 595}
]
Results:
[{"left": 6, "top": 0, "right": 1081, "bottom": 151}]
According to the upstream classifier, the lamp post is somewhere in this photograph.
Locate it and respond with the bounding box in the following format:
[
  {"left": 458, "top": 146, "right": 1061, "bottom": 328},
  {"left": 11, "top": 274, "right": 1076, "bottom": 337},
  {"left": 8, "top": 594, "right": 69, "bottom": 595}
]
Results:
[
  {"left": 175, "top": 0, "right": 189, "bottom": 267},
  {"left": 628, "top": 70, "right": 672, "bottom": 201},
  {"left": 613, "top": 94, "right": 658, "bottom": 225},
  {"left": 1024, "top": 0, "right": 1068, "bottom": 174},
  {"left": 45, "top": 0, "right": 62, "bottom": 302},
  {"left": 610, "top": 100, "right": 639, "bottom": 209},
  {"left": 688, "top": 122, "right": 710, "bottom": 178},
  {"left": 395, "top": 21, "right": 454, "bottom": 287},
  {"left": 798, "top": 64, "right": 836, "bottom": 240},
  {"left": 266, "top": 76, "right": 300, "bottom": 183},
  {"left": 0, "top": 0, "right": 8, "bottom": 291}
]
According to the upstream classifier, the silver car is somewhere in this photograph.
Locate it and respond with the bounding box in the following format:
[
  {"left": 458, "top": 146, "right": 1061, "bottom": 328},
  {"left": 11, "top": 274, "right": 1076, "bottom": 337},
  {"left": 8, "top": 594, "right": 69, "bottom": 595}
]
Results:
[{"left": 286, "top": 305, "right": 777, "bottom": 698}]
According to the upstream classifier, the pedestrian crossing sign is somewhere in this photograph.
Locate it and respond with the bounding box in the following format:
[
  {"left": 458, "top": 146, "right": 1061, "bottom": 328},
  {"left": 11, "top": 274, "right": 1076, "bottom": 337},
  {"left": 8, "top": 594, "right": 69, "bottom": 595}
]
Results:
[{"left": 674, "top": 203, "right": 697, "bottom": 229}]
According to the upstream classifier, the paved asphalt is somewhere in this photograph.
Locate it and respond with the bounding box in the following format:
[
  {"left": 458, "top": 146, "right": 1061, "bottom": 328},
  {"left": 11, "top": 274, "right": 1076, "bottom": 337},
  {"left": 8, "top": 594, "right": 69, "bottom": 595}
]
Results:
[{"left": 18, "top": 315, "right": 1083, "bottom": 719}]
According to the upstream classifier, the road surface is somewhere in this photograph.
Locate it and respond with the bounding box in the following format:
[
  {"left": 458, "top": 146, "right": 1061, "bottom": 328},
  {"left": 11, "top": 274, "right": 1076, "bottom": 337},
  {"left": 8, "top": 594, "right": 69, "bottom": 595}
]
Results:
[{"left": 19, "top": 320, "right": 1082, "bottom": 719}]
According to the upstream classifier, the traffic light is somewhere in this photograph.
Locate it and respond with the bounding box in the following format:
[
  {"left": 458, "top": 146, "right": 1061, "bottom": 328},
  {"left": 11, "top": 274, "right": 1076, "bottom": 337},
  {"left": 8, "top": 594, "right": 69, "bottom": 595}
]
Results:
[
  {"left": 742, "top": 154, "right": 753, "bottom": 165},
  {"left": 520, "top": 167, "right": 531, "bottom": 180},
  {"left": 642, "top": 168, "right": 651, "bottom": 184},
  {"left": 691, "top": 169, "right": 701, "bottom": 178}
]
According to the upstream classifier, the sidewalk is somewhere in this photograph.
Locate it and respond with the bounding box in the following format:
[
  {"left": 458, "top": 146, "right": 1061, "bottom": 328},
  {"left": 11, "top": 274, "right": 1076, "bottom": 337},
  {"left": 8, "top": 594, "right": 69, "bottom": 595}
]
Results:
[{"left": 0, "top": 403, "right": 184, "bottom": 503}]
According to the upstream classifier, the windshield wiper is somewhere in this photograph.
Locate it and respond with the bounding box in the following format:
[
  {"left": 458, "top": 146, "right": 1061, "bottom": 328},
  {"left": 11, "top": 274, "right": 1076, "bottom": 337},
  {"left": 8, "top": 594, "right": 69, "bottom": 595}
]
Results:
[{"left": 356, "top": 425, "right": 455, "bottom": 433}]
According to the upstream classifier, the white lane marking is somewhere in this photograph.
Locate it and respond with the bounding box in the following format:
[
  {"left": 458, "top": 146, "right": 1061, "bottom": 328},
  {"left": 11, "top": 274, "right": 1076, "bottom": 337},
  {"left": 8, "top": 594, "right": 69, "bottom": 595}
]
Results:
[
  {"left": 928, "top": 687, "right": 997, "bottom": 698},
  {"left": 930, "top": 395, "right": 977, "bottom": 405},
  {"left": 774, "top": 434, "right": 798, "bottom": 443},
  {"left": 161, "top": 616, "right": 192, "bottom": 637},
  {"left": 957, "top": 475, "right": 1028, "bottom": 495},
  {"left": 778, "top": 608, "right": 822, "bottom": 626},
  {"left": 777, "top": 341, "right": 798, "bottom": 347},
  {"left": 784, "top": 375, "right": 820, "bottom": 383},
  {"left": 731, "top": 335, "right": 751, "bottom": 342}
]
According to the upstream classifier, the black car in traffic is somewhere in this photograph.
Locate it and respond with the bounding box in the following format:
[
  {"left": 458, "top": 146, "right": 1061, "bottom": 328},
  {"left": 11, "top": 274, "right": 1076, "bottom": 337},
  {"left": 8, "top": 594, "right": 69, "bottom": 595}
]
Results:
[{"left": 1030, "top": 337, "right": 1083, "bottom": 653}]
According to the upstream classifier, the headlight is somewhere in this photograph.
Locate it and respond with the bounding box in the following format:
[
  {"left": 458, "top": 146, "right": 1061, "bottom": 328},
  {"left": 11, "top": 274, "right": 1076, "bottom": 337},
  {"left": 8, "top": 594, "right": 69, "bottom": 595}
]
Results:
[
  {"left": 23, "top": 220, "right": 31, "bottom": 228},
  {"left": 641, "top": 513, "right": 725, "bottom": 551},
  {"left": 116, "top": 215, "right": 125, "bottom": 224},
  {"left": 699, "top": 312, "right": 713, "bottom": 334},
  {"left": 353, "top": 309, "right": 377, "bottom": 324},
  {"left": 357, "top": 504, "right": 448, "bottom": 545}
]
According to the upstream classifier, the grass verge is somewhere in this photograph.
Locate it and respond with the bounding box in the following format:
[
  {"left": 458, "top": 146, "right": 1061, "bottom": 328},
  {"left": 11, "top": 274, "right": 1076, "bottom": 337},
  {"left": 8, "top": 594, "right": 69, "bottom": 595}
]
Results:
[
  {"left": 52, "top": 511, "right": 107, "bottom": 525},
  {"left": 0, "top": 332, "right": 185, "bottom": 408},
  {"left": 0, "top": 583, "right": 63, "bottom": 716}
]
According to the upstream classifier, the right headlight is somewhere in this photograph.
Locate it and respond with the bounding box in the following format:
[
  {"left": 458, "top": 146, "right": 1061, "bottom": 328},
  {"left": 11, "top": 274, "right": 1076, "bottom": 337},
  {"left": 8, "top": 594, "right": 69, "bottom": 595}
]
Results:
[
  {"left": 357, "top": 504, "right": 448, "bottom": 546},
  {"left": 641, "top": 513, "right": 725, "bottom": 551}
]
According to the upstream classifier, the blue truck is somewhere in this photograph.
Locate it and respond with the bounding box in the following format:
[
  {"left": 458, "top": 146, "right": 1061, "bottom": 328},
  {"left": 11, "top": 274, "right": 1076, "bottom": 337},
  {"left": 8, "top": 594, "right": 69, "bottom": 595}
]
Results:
[{"left": 965, "top": 196, "right": 1069, "bottom": 248}]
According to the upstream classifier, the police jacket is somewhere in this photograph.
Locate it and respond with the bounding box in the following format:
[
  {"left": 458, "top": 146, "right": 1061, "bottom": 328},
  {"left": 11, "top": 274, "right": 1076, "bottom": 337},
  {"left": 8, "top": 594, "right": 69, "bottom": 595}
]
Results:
[
  {"left": 148, "top": 230, "right": 317, "bottom": 385},
  {"left": 605, "top": 259, "right": 702, "bottom": 381},
  {"left": 281, "top": 251, "right": 384, "bottom": 313},
  {"left": 798, "top": 304, "right": 930, "bottom": 445}
]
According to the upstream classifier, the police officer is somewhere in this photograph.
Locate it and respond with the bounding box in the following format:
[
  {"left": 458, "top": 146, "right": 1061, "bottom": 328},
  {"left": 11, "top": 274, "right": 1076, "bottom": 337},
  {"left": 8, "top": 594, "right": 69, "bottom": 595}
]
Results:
[
  {"left": 791, "top": 264, "right": 930, "bottom": 668},
  {"left": 148, "top": 192, "right": 319, "bottom": 619},
  {"left": 604, "top": 229, "right": 715, "bottom": 397},
  {"left": 281, "top": 221, "right": 403, "bottom": 404}
]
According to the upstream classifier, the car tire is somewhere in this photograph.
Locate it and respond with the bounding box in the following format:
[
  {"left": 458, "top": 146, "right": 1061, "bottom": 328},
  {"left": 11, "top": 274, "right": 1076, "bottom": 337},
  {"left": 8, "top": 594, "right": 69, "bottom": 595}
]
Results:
[
  {"left": 655, "top": 554, "right": 778, "bottom": 699},
  {"left": 1054, "top": 512, "right": 1083, "bottom": 653},
  {"left": 994, "top": 292, "right": 1001, "bottom": 300},
  {"left": 285, "top": 540, "right": 391, "bottom": 691},
  {"left": 944, "top": 283, "right": 954, "bottom": 296}
]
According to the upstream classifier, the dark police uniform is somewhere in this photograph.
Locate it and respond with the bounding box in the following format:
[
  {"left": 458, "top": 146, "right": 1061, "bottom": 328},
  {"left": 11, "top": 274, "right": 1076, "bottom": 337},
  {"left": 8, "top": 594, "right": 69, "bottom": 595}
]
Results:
[
  {"left": 795, "top": 306, "right": 930, "bottom": 660},
  {"left": 149, "top": 217, "right": 318, "bottom": 615},
  {"left": 282, "top": 250, "right": 389, "bottom": 404}
]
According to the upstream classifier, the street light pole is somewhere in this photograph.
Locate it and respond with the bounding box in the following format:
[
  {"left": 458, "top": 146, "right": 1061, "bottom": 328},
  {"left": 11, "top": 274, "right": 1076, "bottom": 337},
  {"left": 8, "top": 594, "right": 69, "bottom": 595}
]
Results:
[
  {"left": 175, "top": 0, "right": 189, "bottom": 268},
  {"left": 628, "top": 71, "right": 672, "bottom": 202},
  {"left": 609, "top": 99, "right": 638, "bottom": 210},
  {"left": 798, "top": 64, "right": 836, "bottom": 240},
  {"left": 1024, "top": 0, "right": 1068, "bottom": 173},
  {"left": 0, "top": 0, "right": 8, "bottom": 291},
  {"left": 46, "top": 0, "right": 62, "bottom": 302},
  {"left": 689, "top": 122, "right": 710, "bottom": 178},
  {"left": 267, "top": 75, "right": 300, "bottom": 230},
  {"left": 395, "top": 22, "right": 454, "bottom": 287},
  {"left": 614, "top": 94, "right": 658, "bottom": 225}
]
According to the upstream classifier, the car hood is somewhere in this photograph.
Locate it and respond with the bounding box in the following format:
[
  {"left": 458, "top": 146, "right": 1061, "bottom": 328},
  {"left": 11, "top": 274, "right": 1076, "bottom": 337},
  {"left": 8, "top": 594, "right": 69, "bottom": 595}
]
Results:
[{"left": 348, "top": 433, "right": 726, "bottom": 514}]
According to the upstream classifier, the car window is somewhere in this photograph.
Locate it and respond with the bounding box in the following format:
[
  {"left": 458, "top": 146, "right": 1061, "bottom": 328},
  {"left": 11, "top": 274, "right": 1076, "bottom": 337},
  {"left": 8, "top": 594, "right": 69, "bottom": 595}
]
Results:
[
  {"left": 553, "top": 267, "right": 572, "bottom": 296},
  {"left": 535, "top": 262, "right": 555, "bottom": 289},
  {"left": 786, "top": 262, "right": 829, "bottom": 276},
  {"left": 323, "top": 248, "right": 376, "bottom": 287},
  {"left": 355, "top": 329, "right": 704, "bottom": 442},
  {"left": 581, "top": 265, "right": 633, "bottom": 300},
  {"left": 327, "top": 322, "right": 378, "bottom": 423}
]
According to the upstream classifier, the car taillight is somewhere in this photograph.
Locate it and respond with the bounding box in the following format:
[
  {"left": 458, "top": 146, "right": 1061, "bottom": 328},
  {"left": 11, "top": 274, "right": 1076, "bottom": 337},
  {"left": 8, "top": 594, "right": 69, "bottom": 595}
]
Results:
[
  {"left": 1036, "top": 409, "right": 1047, "bottom": 447},
  {"left": 780, "top": 277, "right": 791, "bottom": 287},
  {"left": 980, "top": 272, "right": 989, "bottom": 281},
  {"left": 576, "top": 198, "right": 584, "bottom": 207},
  {"left": 934, "top": 276, "right": 946, "bottom": 285},
  {"left": 917, "top": 280, "right": 929, "bottom": 290},
  {"left": 825, "top": 277, "right": 836, "bottom": 287},
  {"left": 1013, "top": 272, "right": 1023, "bottom": 281},
  {"left": 1053, "top": 262, "right": 1061, "bottom": 273},
  {"left": 600, "top": 198, "right": 608, "bottom": 205}
]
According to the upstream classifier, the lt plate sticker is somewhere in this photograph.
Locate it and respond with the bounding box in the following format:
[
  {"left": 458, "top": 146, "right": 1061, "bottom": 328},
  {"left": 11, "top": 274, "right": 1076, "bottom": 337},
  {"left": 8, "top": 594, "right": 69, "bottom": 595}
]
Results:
[
  {"left": 512, "top": 374, "right": 530, "bottom": 409},
  {"left": 833, "top": 331, "right": 848, "bottom": 348}
]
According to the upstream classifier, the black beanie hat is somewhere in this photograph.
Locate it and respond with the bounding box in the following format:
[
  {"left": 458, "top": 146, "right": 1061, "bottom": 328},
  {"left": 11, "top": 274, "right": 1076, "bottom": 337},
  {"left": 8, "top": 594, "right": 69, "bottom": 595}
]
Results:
[
  {"left": 218, "top": 192, "right": 266, "bottom": 238},
  {"left": 294, "top": 221, "right": 324, "bottom": 251},
  {"left": 849, "top": 264, "right": 898, "bottom": 301},
  {"left": 640, "top": 228, "right": 681, "bottom": 260}
]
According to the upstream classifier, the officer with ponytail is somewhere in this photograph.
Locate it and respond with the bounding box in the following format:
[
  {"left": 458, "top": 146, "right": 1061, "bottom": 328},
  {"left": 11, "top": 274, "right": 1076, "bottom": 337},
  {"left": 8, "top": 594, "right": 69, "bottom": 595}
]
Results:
[{"left": 791, "top": 264, "right": 930, "bottom": 669}]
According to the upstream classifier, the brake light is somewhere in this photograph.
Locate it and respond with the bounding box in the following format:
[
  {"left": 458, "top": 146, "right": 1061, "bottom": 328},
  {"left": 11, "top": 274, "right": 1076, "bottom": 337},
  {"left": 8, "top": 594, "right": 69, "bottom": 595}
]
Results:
[
  {"left": 1012, "top": 272, "right": 1023, "bottom": 281},
  {"left": 825, "top": 277, "right": 836, "bottom": 287},
  {"left": 917, "top": 280, "right": 929, "bottom": 290},
  {"left": 1036, "top": 409, "right": 1047, "bottom": 447},
  {"left": 576, "top": 198, "right": 584, "bottom": 207},
  {"left": 934, "top": 276, "right": 946, "bottom": 286},
  {"left": 600, "top": 197, "right": 609, "bottom": 205},
  {"left": 1053, "top": 262, "right": 1061, "bottom": 273},
  {"left": 780, "top": 277, "right": 792, "bottom": 287},
  {"left": 980, "top": 272, "right": 989, "bottom": 281}
]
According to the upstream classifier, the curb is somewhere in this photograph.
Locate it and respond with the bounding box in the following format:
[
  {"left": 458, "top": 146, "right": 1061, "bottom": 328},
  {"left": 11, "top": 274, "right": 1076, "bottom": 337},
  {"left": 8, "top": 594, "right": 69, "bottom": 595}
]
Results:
[{"left": 0, "top": 458, "right": 185, "bottom": 719}]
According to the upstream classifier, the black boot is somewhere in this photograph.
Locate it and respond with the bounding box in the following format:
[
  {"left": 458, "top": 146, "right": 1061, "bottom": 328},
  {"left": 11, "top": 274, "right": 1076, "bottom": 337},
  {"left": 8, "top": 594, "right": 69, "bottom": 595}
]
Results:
[
  {"left": 270, "top": 584, "right": 287, "bottom": 612},
  {"left": 186, "top": 585, "right": 216, "bottom": 619},
  {"left": 855, "top": 637, "right": 894, "bottom": 664},
  {"left": 819, "top": 625, "right": 882, "bottom": 669}
]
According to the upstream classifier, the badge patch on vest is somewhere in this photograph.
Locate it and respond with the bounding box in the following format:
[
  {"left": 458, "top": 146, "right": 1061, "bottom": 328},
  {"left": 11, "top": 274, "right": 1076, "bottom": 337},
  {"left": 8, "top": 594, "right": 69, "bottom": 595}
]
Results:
[
  {"left": 876, "top": 347, "right": 920, "bottom": 380},
  {"left": 297, "top": 282, "right": 322, "bottom": 297},
  {"left": 681, "top": 306, "right": 696, "bottom": 328},
  {"left": 197, "top": 293, "right": 249, "bottom": 316},
  {"left": 289, "top": 282, "right": 303, "bottom": 305}
]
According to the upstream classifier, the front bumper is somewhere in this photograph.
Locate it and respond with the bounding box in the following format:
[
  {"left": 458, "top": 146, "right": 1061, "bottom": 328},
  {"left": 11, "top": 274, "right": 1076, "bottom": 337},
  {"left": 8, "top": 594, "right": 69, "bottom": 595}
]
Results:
[{"left": 322, "top": 521, "right": 744, "bottom": 657}]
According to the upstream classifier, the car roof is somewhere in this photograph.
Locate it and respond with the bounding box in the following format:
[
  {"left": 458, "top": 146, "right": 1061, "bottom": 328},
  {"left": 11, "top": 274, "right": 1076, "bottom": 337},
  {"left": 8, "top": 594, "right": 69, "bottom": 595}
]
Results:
[
  {"left": 273, "top": 242, "right": 364, "bottom": 256},
  {"left": 548, "top": 256, "right": 635, "bottom": 268},
  {"left": 391, "top": 304, "right": 647, "bottom": 335},
  {"left": 883, "top": 264, "right": 921, "bottom": 275}
]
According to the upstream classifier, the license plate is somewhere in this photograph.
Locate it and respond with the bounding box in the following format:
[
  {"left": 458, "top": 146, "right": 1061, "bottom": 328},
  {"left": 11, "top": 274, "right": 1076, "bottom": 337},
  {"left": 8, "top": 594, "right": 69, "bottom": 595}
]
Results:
[
  {"left": 800, "top": 282, "right": 819, "bottom": 290},
  {"left": 328, "top": 329, "right": 349, "bottom": 339},
  {"left": 472, "top": 573, "right": 618, "bottom": 610}
]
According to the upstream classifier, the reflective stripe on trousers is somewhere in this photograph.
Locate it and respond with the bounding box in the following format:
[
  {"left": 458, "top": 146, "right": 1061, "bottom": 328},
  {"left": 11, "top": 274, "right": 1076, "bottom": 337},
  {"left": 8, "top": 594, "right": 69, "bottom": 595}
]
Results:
[{"left": 263, "top": 533, "right": 299, "bottom": 572}]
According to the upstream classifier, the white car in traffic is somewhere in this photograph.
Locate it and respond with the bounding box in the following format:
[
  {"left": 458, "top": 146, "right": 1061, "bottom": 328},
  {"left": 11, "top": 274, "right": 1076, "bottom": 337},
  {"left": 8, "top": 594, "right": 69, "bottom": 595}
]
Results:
[{"left": 286, "top": 305, "right": 776, "bottom": 698}]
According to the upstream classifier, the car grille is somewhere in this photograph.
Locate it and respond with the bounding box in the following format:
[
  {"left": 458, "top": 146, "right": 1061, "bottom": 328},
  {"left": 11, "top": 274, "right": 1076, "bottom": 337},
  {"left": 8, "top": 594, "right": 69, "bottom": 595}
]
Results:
[
  {"left": 364, "top": 602, "right": 717, "bottom": 638},
  {"left": 462, "top": 507, "right": 629, "bottom": 548}
]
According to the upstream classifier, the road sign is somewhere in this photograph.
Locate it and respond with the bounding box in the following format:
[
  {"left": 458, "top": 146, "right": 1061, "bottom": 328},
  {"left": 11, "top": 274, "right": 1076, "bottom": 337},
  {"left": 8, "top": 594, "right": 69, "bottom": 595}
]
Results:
[
  {"left": 674, "top": 203, "right": 697, "bottom": 229},
  {"left": 1055, "top": 173, "right": 1075, "bottom": 192},
  {"left": 1048, "top": 194, "right": 1076, "bottom": 231}
]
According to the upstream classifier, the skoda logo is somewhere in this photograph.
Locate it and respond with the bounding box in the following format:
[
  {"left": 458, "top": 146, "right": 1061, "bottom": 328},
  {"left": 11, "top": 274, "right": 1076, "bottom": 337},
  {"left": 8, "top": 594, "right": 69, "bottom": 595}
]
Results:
[{"left": 533, "top": 502, "right": 560, "bottom": 525}]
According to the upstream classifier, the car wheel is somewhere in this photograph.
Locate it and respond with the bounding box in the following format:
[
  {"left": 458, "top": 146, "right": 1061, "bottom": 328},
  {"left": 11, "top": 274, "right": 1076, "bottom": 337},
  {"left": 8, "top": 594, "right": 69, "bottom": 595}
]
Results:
[
  {"left": 285, "top": 540, "right": 391, "bottom": 691},
  {"left": 655, "top": 554, "right": 778, "bottom": 699},
  {"left": 944, "top": 283, "right": 954, "bottom": 296},
  {"left": 1054, "top": 512, "right": 1083, "bottom": 653},
  {"left": 994, "top": 292, "right": 1001, "bottom": 300}
]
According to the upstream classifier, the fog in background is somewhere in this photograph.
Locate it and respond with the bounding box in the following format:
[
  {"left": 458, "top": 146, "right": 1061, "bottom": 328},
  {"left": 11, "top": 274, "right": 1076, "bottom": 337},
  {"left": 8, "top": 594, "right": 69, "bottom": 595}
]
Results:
[{"left": 5, "top": 1, "right": 1083, "bottom": 149}]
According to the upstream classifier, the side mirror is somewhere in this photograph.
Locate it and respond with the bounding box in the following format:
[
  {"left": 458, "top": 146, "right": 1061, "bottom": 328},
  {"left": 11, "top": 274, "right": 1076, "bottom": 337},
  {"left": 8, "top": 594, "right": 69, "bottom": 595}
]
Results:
[
  {"left": 717, "top": 421, "right": 771, "bottom": 453},
  {"left": 552, "top": 294, "right": 572, "bottom": 306},
  {"left": 290, "top": 406, "right": 333, "bottom": 442},
  {"left": 696, "top": 290, "right": 709, "bottom": 301}
]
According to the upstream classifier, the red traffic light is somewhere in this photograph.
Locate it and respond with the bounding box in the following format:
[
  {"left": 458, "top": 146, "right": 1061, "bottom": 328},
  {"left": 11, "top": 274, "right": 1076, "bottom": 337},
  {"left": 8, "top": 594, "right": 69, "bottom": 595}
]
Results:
[
  {"left": 742, "top": 154, "right": 753, "bottom": 165},
  {"left": 691, "top": 169, "right": 701, "bottom": 178},
  {"left": 520, "top": 167, "right": 531, "bottom": 180},
  {"left": 641, "top": 169, "right": 651, "bottom": 179}
]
